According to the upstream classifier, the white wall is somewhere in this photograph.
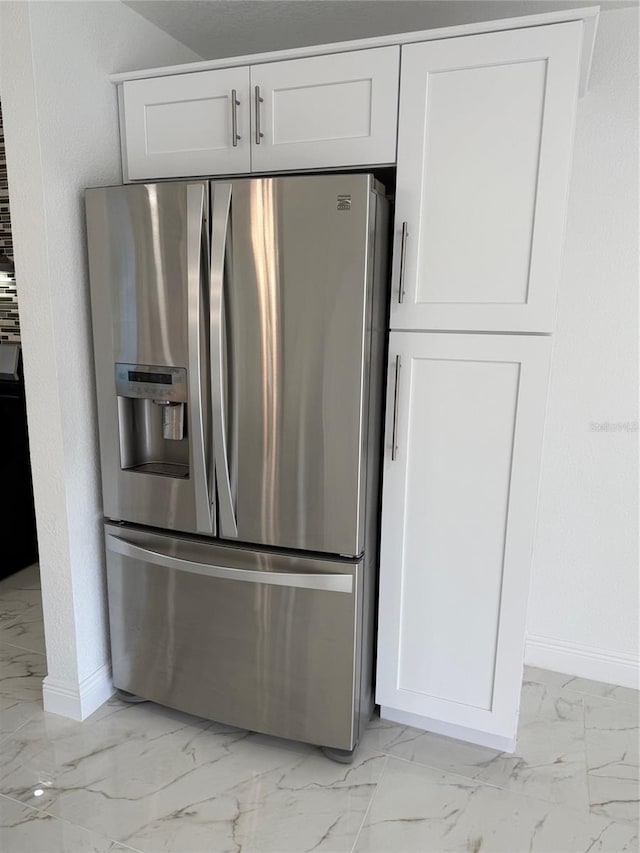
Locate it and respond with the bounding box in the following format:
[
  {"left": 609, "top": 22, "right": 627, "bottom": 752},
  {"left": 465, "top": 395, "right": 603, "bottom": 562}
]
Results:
[
  {"left": 0, "top": 1, "right": 201, "bottom": 719},
  {"left": 1, "top": 0, "right": 635, "bottom": 725},
  {"left": 125, "top": 0, "right": 612, "bottom": 62},
  {"left": 525, "top": 6, "right": 639, "bottom": 687}
]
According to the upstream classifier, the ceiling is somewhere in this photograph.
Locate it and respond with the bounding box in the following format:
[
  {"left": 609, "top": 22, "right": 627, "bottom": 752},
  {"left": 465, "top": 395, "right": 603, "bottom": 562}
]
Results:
[{"left": 124, "top": 0, "right": 627, "bottom": 61}]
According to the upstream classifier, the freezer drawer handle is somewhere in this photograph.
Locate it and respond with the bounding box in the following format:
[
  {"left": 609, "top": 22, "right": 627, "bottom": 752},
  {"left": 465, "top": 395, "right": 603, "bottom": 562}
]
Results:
[{"left": 107, "top": 534, "right": 353, "bottom": 593}]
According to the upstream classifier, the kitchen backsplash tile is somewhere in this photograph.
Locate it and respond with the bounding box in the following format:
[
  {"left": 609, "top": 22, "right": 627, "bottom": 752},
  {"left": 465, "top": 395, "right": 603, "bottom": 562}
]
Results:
[{"left": 0, "top": 102, "right": 19, "bottom": 344}]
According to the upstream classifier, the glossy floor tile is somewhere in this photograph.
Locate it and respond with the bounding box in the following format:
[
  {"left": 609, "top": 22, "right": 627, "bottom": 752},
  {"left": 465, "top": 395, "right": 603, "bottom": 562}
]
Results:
[
  {"left": 0, "top": 564, "right": 41, "bottom": 592},
  {"left": 0, "top": 700, "right": 385, "bottom": 852},
  {"left": 0, "top": 642, "right": 46, "bottom": 742},
  {"left": 585, "top": 695, "right": 639, "bottom": 825},
  {"left": 364, "top": 678, "right": 592, "bottom": 812},
  {"left": 354, "top": 756, "right": 639, "bottom": 853},
  {"left": 0, "top": 570, "right": 46, "bottom": 655},
  {"left": 0, "top": 795, "right": 117, "bottom": 853},
  {"left": 0, "top": 564, "right": 638, "bottom": 853}
]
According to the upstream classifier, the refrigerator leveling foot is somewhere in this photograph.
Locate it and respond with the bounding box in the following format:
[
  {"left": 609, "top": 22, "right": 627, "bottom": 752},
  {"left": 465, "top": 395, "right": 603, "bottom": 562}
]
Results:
[
  {"left": 321, "top": 744, "right": 357, "bottom": 764},
  {"left": 115, "top": 688, "right": 148, "bottom": 704}
]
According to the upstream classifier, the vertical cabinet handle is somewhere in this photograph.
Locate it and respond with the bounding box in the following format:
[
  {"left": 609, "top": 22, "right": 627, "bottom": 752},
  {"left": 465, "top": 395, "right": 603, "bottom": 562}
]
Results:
[
  {"left": 231, "top": 89, "right": 241, "bottom": 147},
  {"left": 391, "top": 355, "right": 402, "bottom": 461},
  {"left": 398, "top": 222, "right": 409, "bottom": 304},
  {"left": 255, "top": 85, "right": 264, "bottom": 145}
]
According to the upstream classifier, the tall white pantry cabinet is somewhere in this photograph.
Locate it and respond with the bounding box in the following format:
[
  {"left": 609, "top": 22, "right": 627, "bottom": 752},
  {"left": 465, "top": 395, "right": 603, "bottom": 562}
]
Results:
[
  {"left": 377, "top": 21, "right": 583, "bottom": 750},
  {"left": 111, "top": 9, "right": 596, "bottom": 751}
]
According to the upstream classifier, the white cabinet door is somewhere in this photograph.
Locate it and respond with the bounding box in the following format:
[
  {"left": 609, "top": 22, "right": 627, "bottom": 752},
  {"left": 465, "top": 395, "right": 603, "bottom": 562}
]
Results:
[
  {"left": 122, "top": 68, "right": 251, "bottom": 180},
  {"left": 390, "top": 23, "right": 582, "bottom": 333},
  {"left": 376, "top": 332, "right": 551, "bottom": 749},
  {"left": 250, "top": 47, "right": 399, "bottom": 172}
]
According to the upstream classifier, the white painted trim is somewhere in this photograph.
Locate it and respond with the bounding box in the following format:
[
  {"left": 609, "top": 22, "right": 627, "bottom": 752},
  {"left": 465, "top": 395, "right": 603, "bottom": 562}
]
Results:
[
  {"left": 42, "top": 664, "right": 115, "bottom": 721},
  {"left": 579, "top": 9, "right": 600, "bottom": 96},
  {"left": 116, "top": 83, "right": 129, "bottom": 184},
  {"left": 380, "top": 706, "right": 517, "bottom": 754},
  {"left": 108, "top": 6, "right": 599, "bottom": 98},
  {"left": 525, "top": 635, "right": 640, "bottom": 690}
]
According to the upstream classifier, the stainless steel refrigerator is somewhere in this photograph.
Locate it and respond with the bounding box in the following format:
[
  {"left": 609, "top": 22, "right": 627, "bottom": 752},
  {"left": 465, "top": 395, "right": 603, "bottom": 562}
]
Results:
[{"left": 86, "top": 174, "right": 389, "bottom": 757}]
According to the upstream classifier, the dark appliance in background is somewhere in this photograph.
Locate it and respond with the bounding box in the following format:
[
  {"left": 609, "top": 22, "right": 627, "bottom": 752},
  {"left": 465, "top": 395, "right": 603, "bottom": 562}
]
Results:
[{"left": 0, "top": 344, "right": 38, "bottom": 579}]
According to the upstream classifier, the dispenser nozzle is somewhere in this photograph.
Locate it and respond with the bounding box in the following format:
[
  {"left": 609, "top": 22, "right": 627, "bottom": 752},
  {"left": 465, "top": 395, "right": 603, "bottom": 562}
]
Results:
[{"left": 154, "top": 400, "right": 185, "bottom": 441}]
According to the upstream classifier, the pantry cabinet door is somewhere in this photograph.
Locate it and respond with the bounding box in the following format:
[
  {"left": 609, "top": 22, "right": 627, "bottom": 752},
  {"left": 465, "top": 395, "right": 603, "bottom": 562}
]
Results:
[
  {"left": 390, "top": 23, "right": 582, "bottom": 333},
  {"left": 376, "top": 332, "right": 552, "bottom": 748},
  {"left": 250, "top": 47, "right": 399, "bottom": 172},
  {"left": 122, "top": 68, "right": 251, "bottom": 180}
]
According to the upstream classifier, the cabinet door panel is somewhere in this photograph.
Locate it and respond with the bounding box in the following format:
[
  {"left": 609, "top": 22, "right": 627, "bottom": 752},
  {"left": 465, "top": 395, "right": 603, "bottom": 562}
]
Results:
[
  {"left": 122, "top": 68, "right": 251, "bottom": 180},
  {"left": 398, "top": 357, "right": 520, "bottom": 709},
  {"left": 391, "top": 23, "right": 582, "bottom": 332},
  {"left": 376, "top": 332, "right": 551, "bottom": 743},
  {"left": 251, "top": 47, "right": 399, "bottom": 172}
]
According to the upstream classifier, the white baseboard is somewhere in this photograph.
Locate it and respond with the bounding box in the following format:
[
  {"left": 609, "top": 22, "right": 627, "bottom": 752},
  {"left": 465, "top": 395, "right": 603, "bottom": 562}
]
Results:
[
  {"left": 525, "top": 634, "right": 640, "bottom": 690},
  {"left": 43, "top": 663, "right": 115, "bottom": 721},
  {"left": 379, "top": 706, "right": 516, "bottom": 753}
]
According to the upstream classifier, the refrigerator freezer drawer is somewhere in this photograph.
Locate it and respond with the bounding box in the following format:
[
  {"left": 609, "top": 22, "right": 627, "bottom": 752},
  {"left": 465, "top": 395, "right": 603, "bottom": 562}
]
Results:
[{"left": 105, "top": 524, "right": 363, "bottom": 751}]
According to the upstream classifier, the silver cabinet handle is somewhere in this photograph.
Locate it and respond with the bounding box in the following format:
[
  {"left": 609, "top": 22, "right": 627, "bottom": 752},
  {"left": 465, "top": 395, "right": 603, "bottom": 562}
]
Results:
[
  {"left": 210, "top": 183, "right": 238, "bottom": 538},
  {"left": 231, "top": 89, "right": 241, "bottom": 147},
  {"left": 391, "top": 355, "right": 402, "bottom": 461},
  {"left": 186, "top": 183, "right": 214, "bottom": 534},
  {"left": 254, "top": 85, "right": 264, "bottom": 145},
  {"left": 398, "top": 222, "right": 409, "bottom": 304},
  {"left": 106, "top": 535, "right": 353, "bottom": 593}
]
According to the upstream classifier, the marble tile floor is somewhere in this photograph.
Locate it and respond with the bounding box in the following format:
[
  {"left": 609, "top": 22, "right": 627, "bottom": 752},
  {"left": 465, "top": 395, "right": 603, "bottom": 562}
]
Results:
[{"left": 0, "top": 565, "right": 637, "bottom": 852}]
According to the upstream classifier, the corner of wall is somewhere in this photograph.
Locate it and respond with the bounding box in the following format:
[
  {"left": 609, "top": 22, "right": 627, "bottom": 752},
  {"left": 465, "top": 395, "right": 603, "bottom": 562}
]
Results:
[{"left": 43, "top": 665, "right": 115, "bottom": 722}]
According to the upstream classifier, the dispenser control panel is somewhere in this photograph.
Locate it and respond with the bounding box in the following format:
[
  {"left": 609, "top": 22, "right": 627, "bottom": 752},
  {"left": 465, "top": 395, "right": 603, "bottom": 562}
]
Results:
[{"left": 115, "top": 363, "right": 187, "bottom": 402}]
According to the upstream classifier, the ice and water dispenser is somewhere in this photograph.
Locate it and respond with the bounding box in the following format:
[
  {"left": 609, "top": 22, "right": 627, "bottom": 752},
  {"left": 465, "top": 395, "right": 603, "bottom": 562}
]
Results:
[{"left": 115, "top": 363, "right": 189, "bottom": 479}]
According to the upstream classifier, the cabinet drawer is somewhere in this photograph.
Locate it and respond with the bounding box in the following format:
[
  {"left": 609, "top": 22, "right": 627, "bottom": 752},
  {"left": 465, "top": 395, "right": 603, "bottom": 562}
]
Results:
[
  {"left": 250, "top": 46, "right": 399, "bottom": 172},
  {"left": 122, "top": 67, "right": 251, "bottom": 179}
]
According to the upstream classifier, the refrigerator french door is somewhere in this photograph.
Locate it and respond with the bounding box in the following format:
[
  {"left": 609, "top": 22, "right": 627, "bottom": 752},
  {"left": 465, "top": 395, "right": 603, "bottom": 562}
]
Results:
[{"left": 86, "top": 174, "right": 389, "bottom": 753}]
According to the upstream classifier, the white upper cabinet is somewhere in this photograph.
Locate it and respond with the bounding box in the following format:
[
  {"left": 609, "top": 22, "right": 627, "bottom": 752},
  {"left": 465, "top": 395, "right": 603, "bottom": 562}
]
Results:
[
  {"left": 120, "top": 47, "right": 399, "bottom": 180},
  {"left": 122, "top": 68, "right": 251, "bottom": 180},
  {"left": 250, "top": 47, "right": 399, "bottom": 172},
  {"left": 390, "top": 23, "right": 582, "bottom": 333},
  {"left": 376, "top": 331, "right": 552, "bottom": 748}
]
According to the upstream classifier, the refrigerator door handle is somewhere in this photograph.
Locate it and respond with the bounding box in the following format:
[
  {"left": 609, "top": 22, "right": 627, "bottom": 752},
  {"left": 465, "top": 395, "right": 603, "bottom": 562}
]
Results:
[
  {"left": 106, "top": 534, "right": 353, "bottom": 593},
  {"left": 187, "top": 183, "right": 214, "bottom": 534},
  {"left": 210, "top": 182, "right": 238, "bottom": 537}
]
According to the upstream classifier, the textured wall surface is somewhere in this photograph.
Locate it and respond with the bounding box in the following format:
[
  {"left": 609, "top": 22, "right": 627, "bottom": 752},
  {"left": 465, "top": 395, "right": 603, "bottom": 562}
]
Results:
[
  {"left": 526, "top": 7, "right": 639, "bottom": 678},
  {"left": 0, "top": 0, "right": 200, "bottom": 701},
  {"left": 125, "top": 0, "right": 610, "bottom": 62}
]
